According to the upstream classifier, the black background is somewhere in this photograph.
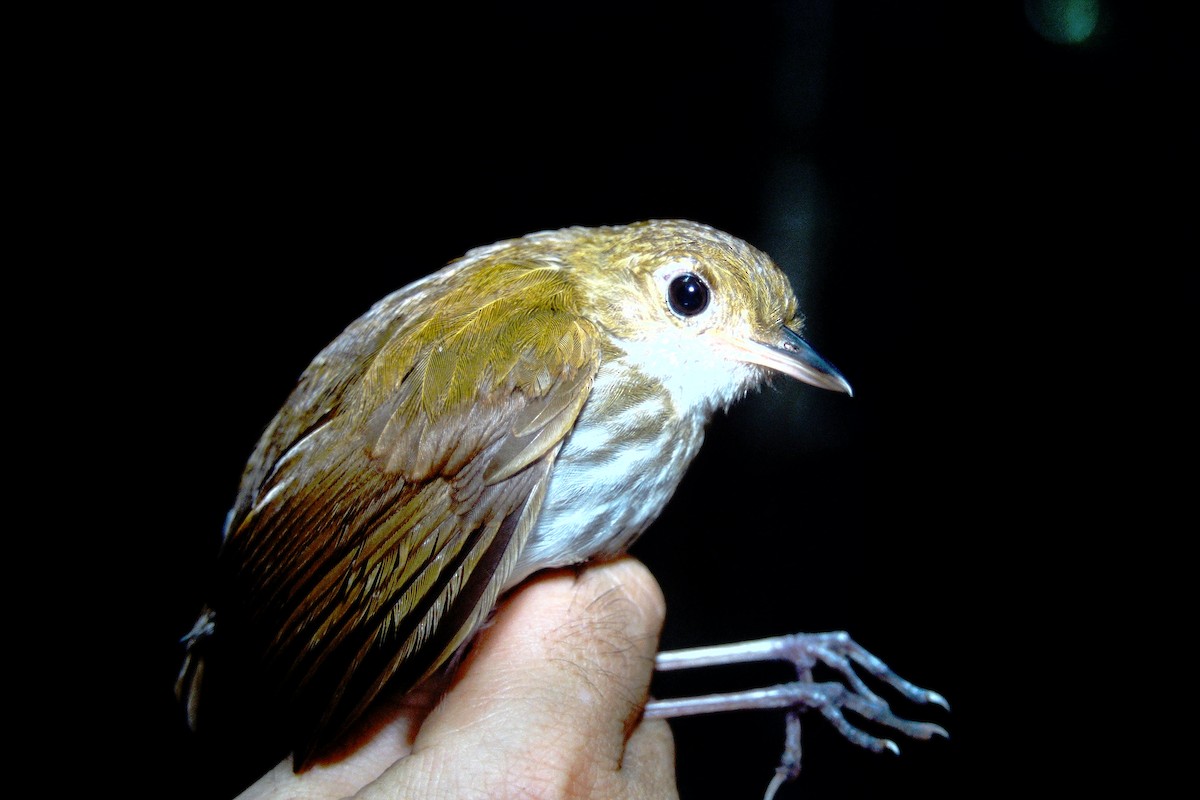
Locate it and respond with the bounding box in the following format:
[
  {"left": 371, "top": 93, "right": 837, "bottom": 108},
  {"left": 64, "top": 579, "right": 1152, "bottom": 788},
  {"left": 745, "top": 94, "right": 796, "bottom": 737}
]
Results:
[{"left": 66, "top": 1, "right": 1192, "bottom": 797}]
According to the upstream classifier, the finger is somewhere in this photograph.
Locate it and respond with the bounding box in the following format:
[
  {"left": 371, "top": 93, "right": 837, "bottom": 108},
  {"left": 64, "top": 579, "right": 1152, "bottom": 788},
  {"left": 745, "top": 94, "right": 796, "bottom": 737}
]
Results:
[
  {"left": 619, "top": 716, "right": 679, "bottom": 799},
  {"left": 364, "top": 556, "right": 670, "bottom": 797},
  {"left": 236, "top": 691, "right": 428, "bottom": 799},
  {"left": 429, "top": 556, "right": 665, "bottom": 755}
]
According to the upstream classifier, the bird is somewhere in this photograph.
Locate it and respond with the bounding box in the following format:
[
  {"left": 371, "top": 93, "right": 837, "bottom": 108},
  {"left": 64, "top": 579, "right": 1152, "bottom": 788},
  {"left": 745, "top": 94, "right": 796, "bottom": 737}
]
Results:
[{"left": 178, "top": 219, "right": 945, "bottom": 794}]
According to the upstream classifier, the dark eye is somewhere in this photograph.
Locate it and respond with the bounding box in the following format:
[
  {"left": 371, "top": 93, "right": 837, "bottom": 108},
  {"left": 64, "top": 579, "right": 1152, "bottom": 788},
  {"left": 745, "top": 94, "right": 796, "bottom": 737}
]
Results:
[{"left": 667, "top": 273, "right": 710, "bottom": 317}]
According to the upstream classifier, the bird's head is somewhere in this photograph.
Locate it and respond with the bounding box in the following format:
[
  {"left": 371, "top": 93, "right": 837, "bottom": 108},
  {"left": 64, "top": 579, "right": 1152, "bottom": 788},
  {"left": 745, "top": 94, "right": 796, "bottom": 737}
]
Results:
[{"left": 545, "top": 219, "right": 853, "bottom": 409}]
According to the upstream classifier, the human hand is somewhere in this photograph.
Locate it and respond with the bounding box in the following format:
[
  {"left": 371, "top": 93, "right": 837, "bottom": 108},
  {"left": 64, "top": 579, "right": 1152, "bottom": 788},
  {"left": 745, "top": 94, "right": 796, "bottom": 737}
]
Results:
[{"left": 236, "top": 557, "right": 679, "bottom": 799}]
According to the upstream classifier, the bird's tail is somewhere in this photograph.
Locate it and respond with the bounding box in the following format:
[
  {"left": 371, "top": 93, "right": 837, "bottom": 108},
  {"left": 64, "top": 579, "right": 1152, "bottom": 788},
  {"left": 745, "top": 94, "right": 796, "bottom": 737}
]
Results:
[{"left": 175, "top": 606, "right": 216, "bottom": 730}]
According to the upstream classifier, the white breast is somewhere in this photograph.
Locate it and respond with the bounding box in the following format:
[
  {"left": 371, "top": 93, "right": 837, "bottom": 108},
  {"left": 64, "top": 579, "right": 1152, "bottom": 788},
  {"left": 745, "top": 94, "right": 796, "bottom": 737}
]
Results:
[{"left": 509, "top": 335, "right": 765, "bottom": 586}]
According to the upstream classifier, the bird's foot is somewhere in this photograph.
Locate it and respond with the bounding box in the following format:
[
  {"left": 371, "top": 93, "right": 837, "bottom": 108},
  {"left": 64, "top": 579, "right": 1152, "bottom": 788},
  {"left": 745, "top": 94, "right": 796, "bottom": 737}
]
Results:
[{"left": 645, "top": 631, "right": 948, "bottom": 799}]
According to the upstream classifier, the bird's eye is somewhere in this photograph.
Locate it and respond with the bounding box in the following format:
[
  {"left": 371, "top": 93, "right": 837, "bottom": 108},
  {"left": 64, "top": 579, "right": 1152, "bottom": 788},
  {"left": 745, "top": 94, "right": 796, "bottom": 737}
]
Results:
[{"left": 667, "top": 273, "right": 710, "bottom": 317}]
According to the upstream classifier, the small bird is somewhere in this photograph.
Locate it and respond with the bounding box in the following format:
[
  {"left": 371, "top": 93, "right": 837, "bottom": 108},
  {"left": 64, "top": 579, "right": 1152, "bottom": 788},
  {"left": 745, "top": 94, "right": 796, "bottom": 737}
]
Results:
[{"left": 179, "top": 219, "right": 944, "bottom": 794}]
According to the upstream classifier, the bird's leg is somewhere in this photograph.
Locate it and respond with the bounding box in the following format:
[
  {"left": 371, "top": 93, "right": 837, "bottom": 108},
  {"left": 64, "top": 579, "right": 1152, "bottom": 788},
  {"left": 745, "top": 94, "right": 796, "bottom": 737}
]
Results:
[
  {"left": 761, "top": 710, "right": 802, "bottom": 800},
  {"left": 645, "top": 631, "right": 949, "bottom": 799}
]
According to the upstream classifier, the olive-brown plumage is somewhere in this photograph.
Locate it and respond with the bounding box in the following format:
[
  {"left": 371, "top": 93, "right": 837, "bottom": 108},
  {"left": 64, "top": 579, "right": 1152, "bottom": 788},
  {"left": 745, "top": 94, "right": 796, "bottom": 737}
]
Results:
[{"left": 178, "top": 219, "right": 852, "bottom": 770}]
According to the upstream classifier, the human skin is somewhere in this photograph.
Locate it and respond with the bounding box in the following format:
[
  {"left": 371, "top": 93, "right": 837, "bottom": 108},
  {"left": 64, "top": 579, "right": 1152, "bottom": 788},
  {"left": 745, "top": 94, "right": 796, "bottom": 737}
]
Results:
[{"left": 235, "top": 557, "right": 680, "bottom": 800}]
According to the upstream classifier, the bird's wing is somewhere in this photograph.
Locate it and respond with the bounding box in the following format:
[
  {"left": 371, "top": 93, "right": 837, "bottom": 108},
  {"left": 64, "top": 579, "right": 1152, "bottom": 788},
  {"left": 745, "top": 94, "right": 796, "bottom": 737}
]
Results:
[{"left": 207, "top": 261, "right": 601, "bottom": 767}]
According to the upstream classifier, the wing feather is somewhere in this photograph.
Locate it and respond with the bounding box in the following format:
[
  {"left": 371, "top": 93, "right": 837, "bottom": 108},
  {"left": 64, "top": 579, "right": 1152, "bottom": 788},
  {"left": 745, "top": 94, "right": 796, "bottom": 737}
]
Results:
[{"left": 198, "top": 259, "right": 599, "bottom": 767}]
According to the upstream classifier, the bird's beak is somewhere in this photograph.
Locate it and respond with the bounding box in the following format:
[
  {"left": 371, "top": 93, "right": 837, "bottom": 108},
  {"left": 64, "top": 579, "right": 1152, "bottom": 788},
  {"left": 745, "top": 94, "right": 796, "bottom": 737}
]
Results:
[{"left": 718, "top": 324, "right": 853, "bottom": 396}]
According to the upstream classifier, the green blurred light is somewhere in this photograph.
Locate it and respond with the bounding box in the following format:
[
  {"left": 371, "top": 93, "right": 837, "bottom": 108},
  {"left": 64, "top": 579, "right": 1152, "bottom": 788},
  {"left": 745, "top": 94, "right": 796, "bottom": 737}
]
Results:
[{"left": 1025, "top": 0, "right": 1100, "bottom": 45}]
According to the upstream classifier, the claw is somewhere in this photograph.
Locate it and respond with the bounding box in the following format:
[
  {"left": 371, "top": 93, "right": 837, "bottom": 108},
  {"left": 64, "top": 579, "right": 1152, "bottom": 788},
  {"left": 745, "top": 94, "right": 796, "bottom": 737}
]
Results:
[
  {"left": 928, "top": 690, "right": 951, "bottom": 711},
  {"left": 647, "top": 631, "right": 948, "bottom": 798}
]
